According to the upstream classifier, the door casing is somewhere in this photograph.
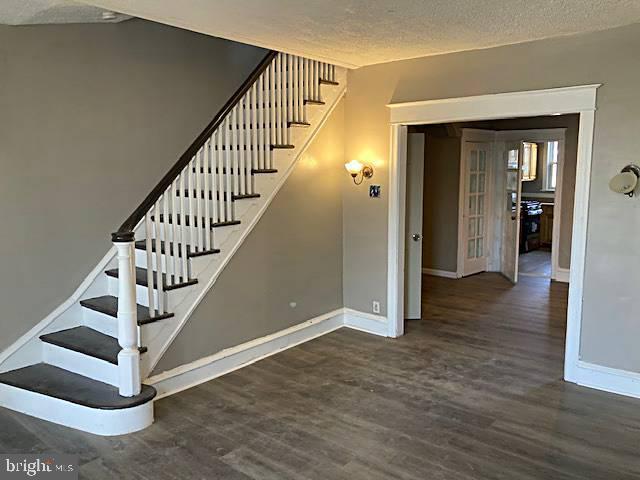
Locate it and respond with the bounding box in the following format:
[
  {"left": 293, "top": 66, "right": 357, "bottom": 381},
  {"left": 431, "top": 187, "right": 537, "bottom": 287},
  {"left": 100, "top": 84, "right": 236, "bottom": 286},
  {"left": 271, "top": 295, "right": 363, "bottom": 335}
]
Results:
[{"left": 386, "top": 84, "right": 598, "bottom": 387}]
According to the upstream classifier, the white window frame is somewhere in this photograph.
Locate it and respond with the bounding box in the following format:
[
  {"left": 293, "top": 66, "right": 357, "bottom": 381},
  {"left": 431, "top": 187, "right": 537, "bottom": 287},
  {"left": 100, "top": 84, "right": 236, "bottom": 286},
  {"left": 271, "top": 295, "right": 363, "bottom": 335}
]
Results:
[{"left": 542, "top": 140, "right": 560, "bottom": 191}]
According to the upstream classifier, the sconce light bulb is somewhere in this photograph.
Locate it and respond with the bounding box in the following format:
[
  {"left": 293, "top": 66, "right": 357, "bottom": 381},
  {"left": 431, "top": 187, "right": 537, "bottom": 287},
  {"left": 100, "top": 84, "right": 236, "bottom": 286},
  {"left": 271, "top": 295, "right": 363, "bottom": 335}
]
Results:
[{"left": 345, "top": 160, "right": 364, "bottom": 175}]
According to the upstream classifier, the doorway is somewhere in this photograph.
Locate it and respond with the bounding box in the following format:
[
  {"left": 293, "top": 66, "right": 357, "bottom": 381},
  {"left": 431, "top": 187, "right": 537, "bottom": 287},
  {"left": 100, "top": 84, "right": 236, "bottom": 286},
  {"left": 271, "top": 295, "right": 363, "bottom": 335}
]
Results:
[{"left": 388, "top": 84, "right": 598, "bottom": 384}]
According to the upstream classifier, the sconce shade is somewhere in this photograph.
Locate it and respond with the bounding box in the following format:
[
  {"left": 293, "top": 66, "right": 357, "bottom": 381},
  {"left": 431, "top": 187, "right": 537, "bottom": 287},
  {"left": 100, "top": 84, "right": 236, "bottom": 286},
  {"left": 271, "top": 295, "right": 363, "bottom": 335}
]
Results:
[
  {"left": 345, "top": 160, "right": 364, "bottom": 176},
  {"left": 609, "top": 171, "right": 638, "bottom": 194}
]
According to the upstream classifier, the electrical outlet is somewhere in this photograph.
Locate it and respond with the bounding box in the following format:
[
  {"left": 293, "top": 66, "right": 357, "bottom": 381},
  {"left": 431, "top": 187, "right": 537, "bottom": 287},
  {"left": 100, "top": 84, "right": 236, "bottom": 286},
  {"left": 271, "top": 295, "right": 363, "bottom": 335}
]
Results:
[{"left": 372, "top": 301, "right": 380, "bottom": 314}]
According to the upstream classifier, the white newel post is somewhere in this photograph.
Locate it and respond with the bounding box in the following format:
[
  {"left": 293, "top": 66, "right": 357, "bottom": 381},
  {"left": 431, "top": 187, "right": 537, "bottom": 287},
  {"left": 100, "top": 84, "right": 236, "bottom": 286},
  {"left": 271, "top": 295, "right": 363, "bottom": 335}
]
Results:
[{"left": 113, "top": 238, "right": 141, "bottom": 397}]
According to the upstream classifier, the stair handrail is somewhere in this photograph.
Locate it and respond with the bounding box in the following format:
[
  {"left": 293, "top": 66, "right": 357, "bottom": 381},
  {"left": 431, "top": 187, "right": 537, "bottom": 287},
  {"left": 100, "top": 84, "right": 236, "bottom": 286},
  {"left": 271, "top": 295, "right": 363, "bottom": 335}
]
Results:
[{"left": 111, "top": 50, "right": 278, "bottom": 243}]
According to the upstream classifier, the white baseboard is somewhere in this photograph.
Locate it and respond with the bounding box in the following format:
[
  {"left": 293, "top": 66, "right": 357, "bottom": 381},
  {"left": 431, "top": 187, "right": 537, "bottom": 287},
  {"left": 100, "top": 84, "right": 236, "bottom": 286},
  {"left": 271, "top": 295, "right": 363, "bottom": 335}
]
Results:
[
  {"left": 568, "top": 360, "right": 640, "bottom": 399},
  {"left": 0, "top": 382, "right": 153, "bottom": 436},
  {"left": 421, "top": 268, "right": 458, "bottom": 279},
  {"left": 554, "top": 267, "right": 570, "bottom": 283},
  {"left": 343, "top": 308, "right": 389, "bottom": 336},
  {"left": 148, "top": 307, "right": 388, "bottom": 399},
  {"left": 147, "top": 309, "right": 345, "bottom": 399}
]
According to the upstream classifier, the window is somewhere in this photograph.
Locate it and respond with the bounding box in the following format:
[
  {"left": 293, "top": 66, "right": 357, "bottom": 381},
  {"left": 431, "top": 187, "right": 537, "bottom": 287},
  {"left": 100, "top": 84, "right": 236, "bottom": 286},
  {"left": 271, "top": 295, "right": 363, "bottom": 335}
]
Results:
[
  {"left": 543, "top": 141, "right": 559, "bottom": 191},
  {"left": 521, "top": 142, "right": 537, "bottom": 181}
]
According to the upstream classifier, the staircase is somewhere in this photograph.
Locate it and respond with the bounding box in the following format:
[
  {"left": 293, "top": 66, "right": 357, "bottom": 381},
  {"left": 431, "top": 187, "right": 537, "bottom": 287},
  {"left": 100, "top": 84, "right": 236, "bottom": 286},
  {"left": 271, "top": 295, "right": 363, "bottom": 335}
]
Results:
[{"left": 0, "top": 51, "right": 346, "bottom": 435}]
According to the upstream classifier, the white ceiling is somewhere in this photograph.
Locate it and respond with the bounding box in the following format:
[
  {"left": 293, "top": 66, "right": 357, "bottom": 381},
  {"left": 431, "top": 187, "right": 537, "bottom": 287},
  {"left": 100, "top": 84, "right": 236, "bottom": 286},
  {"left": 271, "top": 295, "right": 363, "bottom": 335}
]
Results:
[
  {"left": 81, "top": 0, "right": 640, "bottom": 67},
  {"left": 0, "top": 0, "right": 129, "bottom": 25},
  {"left": 4, "top": 0, "right": 640, "bottom": 66}
]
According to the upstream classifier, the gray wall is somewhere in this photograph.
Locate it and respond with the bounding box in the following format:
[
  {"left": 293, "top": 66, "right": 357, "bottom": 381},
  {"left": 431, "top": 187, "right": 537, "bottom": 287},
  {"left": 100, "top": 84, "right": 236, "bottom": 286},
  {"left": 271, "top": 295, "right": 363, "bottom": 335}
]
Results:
[
  {"left": 344, "top": 23, "right": 640, "bottom": 372},
  {"left": 422, "top": 132, "right": 460, "bottom": 272},
  {"left": 154, "top": 100, "right": 345, "bottom": 373},
  {"left": 0, "top": 20, "right": 265, "bottom": 353}
]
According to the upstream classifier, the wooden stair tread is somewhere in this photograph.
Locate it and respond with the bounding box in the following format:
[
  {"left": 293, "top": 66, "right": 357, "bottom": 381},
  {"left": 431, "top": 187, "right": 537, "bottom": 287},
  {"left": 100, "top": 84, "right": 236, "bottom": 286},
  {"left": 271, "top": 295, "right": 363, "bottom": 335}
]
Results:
[
  {"left": 134, "top": 240, "right": 220, "bottom": 258},
  {"left": 319, "top": 78, "right": 339, "bottom": 86},
  {"left": 80, "top": 295, "right": 174, "bottom": 325},
  {"left": 176, "top": 190, "right": 260, "bottom": 202},
  {"left": 105, "top": 266, "right": 198, "bottom": 291},
  {"left": 304, "top": 99, "right": 325, "bottom": 105},
  {"left": 192, "top": 166, "right": 277, "bottom": 175},
  {"left": 40, "top": 326, "right": 147, "bottom": 365},
  {"left": 212, "top": 144, "right": 294, "bottom": 151},
  {"left": 151, "top": 214, "right": 241, "bottom": 230},
  {"left": 0, "top": 363, "right": 156, "bottom": 410}
]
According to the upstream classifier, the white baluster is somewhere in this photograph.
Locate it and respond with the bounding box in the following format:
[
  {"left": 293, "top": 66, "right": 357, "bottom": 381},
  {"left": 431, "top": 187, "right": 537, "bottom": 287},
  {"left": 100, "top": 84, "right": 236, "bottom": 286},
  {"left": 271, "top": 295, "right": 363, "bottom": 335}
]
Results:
[
  {"left": 302, "top": 58, "right": 308, "bottom": 123},
  {"left": 170, "top": 180, "right": 180, "bottom": 276},
  {"left": 196, "top": 148, "right": 204, "bottom": 249},
  {"left": 286, "top": 54, "right": 292, "bottom": 144},
  {"left": 251, "top": 82, "right": 258, "bottom": 193},
  {"left": 203, "top": 138, "right": 212, "bottom": 251},
  {"left": 258, "top": 72, "right": 266, "bottom": 171},
  {"left": 179, "top": 167, "right": 188, "bottom": 281},
  {"left": 144, "top": 213, "right": 155, "bottom": 317},
  {"left": 153, "top": 198, "right": 165, "bottom": 313},
  {"left": 238, "top": 98, "right": 246, "bottom": 195},
  {"left": 281, "top": 54, "right": 287, "bottom": 146},
  {"left": 189, "top": 155, "right": 198, "bottom": 251},
  {"left": 275, "top": 54, "right": 282, "bottom": 146},
  {"left": 292, "top": 55, "right": 299, "bottom": 123},
  {"left": 162, "top": 189, "right": 172, "bottom": 286},
  {"left": 225, "top": 114, "right": 235, "bottom": 220},
  {"left": 113, "top": 238, "right": 140, "bottom": 397},
  {"left": 222, "top": 117, "right": 230, "bottom": 221}
]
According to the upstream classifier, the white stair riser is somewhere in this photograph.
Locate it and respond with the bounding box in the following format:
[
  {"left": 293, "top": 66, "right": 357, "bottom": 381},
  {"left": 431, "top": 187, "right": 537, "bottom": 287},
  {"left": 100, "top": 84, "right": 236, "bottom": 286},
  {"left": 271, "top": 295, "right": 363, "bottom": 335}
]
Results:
[
  {"left": 150, "top": 221, "right": 241, "bottom": 249},
  {"left": 43, "top": 343, "right": 118, "bottom": 387},
  {"left": 107, "top": 276, "right": 159, "bottom": 308},
  {"left": 106, "top": 275, "right": 191, "bottom": 313},
  {"left": 0, "top": 383, "right": 154, "bottom": 436},
  {"left": 83, "top": 308, "right": 118, "bottom": 337}
]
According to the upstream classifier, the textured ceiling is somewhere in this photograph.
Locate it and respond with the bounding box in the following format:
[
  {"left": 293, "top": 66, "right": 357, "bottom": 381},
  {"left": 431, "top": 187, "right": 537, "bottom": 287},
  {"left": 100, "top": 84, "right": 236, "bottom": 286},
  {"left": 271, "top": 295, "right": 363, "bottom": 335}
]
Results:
[
  {"left": 81, "top": 0, "right": 640, "bottom": 67},
  {"left": 0, "top": 0, "right": 130, "bottom": 25}
]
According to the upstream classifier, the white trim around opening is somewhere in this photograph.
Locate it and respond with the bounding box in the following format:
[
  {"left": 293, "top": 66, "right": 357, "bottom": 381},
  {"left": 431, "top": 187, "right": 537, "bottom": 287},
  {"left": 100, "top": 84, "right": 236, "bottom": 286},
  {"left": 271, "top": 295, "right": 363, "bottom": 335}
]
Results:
[{"left": 387, "top": 84, "right": 599, "bottom": 388}]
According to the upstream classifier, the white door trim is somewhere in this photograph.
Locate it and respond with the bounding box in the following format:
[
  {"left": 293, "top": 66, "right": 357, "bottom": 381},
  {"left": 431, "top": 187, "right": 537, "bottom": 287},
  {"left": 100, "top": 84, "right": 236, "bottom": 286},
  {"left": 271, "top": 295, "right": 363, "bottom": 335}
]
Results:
[{"left": 387, "top": 84, "right": 599, "bottom": 383}]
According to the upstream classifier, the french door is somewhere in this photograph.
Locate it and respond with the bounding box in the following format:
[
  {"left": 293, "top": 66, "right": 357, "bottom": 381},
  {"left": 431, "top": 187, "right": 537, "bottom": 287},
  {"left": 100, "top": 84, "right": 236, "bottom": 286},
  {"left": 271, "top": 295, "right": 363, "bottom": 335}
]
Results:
[{"left": 460, "top": 141, "right": 491, "bottom": 276}]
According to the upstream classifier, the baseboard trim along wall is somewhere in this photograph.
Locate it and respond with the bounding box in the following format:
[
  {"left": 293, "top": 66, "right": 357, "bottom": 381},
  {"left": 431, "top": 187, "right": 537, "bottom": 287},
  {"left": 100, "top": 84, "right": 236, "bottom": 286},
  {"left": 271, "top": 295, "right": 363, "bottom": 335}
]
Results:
[
  {"left": 571, "top": 360, "right": 640, "bottom": 399},
  {"left": 343, "top": 308, "right": 389, "bottom": 336},
  {"left": 555, "top": 267, "right": 570, "bottom": 283},
  {"left": 149, "top": 308, "right": 640, "bottom": 403},
  {"left": 421, "top": 268, "right": 458, "bottom": 279},
  {"left": 148, "top": 308, "right": 389, "bottom": 399}
]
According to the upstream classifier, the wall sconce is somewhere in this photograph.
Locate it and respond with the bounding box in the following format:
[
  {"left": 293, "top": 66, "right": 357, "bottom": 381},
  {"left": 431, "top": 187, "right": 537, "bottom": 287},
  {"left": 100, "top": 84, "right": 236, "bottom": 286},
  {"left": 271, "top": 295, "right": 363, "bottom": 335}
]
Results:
[
  {"left": 609, "top": 164, "right": 640, "bottom": 197},
  {"left": 345, "top": 160, "right": 374, "bottom": 185}
]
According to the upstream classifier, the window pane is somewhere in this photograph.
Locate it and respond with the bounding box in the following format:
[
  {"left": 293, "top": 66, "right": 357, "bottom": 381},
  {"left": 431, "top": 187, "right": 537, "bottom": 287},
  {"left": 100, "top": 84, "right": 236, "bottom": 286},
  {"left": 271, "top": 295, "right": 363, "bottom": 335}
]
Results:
[
  {"left": 507, "top": 149, "right": 518, "bottom": 169},
  {"left": 551, "top": 163, "right": 557, "bottom": 189},
  {"left": 478, "top": 173, "right": 485, "bottom": 193},
  {"left": 476, "top": 237, "right": 484, "bottom": 258},
  {"left": 479, "top": 151, "right": 486, "bottom": 171},
  {"left": 477, "top": 217, "right": 484, "bottom": 236},
  {"left": 470, "top": 151, "right": 478, "bottom": 171},
  {"left": 478, "top": 195, "right": 484, "bottom": 214},
  {"left": 468, "top": 195, "right": 476, "bottom": 215},
  {"left": 470, "top": 174, "right": 478, "bottom": 193},
  {"left": 469, "top": 218, "right": 476, "bottom": 237},
  {"left": 468, "top": 239, "right": 476, "bottom": 259}
]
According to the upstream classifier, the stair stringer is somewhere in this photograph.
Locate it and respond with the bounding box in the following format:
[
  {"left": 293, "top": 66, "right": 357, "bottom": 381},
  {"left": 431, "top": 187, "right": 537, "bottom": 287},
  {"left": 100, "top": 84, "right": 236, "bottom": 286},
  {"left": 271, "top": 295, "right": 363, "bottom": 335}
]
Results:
[{"left": 139, "top": 74, "right": 347, "bottom": 379}]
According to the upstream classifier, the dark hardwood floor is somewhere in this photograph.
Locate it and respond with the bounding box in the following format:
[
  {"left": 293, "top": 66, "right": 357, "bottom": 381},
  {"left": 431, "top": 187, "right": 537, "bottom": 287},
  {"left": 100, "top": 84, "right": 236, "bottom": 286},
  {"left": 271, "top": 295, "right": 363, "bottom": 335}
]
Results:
[
  {"left": 2, "top": 273, "right": 640, "bottom": 479},
  {"left": 519, "top": 249, "right": 552, "bottom": 277}
]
